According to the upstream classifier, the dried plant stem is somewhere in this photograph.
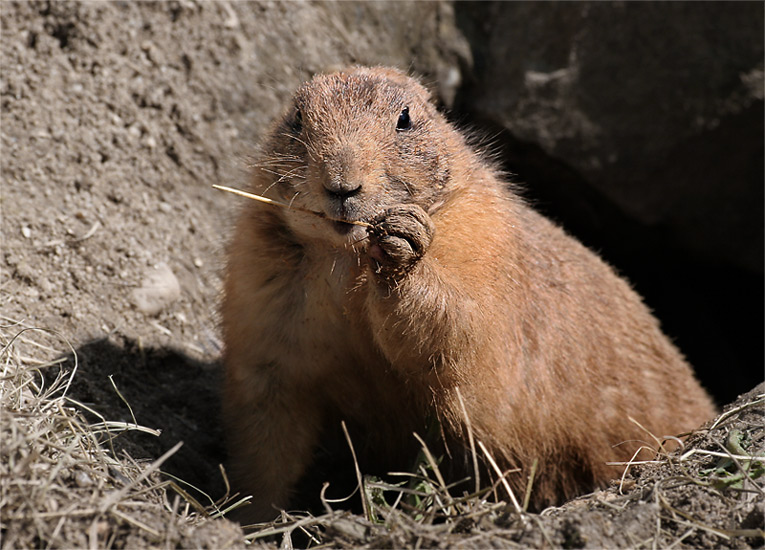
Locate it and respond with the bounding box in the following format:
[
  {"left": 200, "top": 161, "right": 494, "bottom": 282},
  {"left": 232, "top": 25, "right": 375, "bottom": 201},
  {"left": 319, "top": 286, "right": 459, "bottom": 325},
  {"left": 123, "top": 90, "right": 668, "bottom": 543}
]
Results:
[
  {"left": 455, "top": 387, "right": 480, "bottom": 494},
  {"left": 212, "top": 185, "right": 371, "bottom": 227},
  {"left": 477, "top": 440, "right": 524, "bottom": 520},
  {"left": 99, "top": 441, "right": 184, "bottom": 512},
  {"left": 341, "top": 420, "right": 372, "bottom": 521}
]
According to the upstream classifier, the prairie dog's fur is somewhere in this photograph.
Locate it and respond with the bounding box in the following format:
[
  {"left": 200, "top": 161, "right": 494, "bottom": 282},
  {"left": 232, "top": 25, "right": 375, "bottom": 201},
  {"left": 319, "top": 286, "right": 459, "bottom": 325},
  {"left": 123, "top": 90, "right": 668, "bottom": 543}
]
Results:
[{"left": 222, "top": 66, "right": 716, "bottom": 522}]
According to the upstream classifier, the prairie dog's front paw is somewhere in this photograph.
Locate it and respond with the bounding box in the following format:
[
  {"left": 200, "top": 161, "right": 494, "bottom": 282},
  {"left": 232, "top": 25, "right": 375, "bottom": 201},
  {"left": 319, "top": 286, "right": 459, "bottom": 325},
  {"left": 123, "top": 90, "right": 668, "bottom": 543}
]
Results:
[{"left": 367, "top": 204, "right": 435, "bottom": 283}]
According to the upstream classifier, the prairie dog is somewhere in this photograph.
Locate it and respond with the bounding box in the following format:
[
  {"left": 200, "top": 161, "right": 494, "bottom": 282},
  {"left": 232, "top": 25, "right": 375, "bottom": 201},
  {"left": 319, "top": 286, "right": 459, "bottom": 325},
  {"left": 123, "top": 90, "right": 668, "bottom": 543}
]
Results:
[{"left": 221, "top": 66, "right": 715, "bottom": 522}]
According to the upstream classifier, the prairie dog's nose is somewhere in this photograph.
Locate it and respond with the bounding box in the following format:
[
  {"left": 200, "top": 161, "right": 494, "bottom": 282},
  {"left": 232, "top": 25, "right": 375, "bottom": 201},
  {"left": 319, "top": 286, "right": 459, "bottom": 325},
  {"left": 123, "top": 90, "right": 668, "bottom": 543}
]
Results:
[
  {"left": 323, "top": 144, "right": 363, "bottom": 198},
  {"left": 323, "top": 177, "right": 362, "bottom": 198}
]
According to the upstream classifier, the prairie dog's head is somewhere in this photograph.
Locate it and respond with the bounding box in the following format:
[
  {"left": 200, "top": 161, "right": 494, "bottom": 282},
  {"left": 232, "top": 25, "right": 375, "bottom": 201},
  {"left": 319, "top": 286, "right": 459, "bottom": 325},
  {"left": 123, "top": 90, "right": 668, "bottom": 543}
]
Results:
[{"left": 252, "top": 67, "right": 461, "bottom": 247}]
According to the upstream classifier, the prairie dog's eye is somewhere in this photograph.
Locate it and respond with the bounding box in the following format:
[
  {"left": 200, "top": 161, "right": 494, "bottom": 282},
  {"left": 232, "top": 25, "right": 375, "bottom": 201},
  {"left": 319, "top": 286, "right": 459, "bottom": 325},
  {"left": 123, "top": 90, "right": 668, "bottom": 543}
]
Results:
[
  {"left": 396, "top": 107, "right": 411, "bottom": 131},
  {"left": 289, "top": 108, "right": 302, "bottom": 134}
]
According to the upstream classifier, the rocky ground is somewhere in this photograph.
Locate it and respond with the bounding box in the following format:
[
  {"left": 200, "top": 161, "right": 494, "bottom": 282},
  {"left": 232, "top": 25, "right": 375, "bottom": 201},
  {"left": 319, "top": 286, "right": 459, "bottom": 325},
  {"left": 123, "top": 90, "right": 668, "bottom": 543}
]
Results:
[{"left": 1, "top": 1, "right": 762, "bottom": 548}]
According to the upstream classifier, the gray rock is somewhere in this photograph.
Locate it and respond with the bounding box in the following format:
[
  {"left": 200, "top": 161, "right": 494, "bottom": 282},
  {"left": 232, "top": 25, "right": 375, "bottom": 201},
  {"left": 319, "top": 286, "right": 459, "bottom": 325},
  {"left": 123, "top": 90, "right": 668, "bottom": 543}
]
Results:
[{"left": 455, "top": 2, "right": 763, "bottom": 271}]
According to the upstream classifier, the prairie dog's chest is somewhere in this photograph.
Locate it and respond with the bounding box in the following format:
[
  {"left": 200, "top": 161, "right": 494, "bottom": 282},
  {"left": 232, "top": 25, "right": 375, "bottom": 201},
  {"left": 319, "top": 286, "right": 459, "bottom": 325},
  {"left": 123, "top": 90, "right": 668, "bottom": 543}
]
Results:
[{"left": 272, "top": 252, "right": 368, "bottom": 366}]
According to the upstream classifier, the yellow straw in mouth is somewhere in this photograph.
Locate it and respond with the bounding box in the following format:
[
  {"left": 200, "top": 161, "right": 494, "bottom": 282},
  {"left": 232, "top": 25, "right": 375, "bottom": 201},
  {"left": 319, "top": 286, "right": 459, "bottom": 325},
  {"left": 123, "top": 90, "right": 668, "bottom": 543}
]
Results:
[{"left": 212, "top": 185, "right": 372, "bottom": 227}]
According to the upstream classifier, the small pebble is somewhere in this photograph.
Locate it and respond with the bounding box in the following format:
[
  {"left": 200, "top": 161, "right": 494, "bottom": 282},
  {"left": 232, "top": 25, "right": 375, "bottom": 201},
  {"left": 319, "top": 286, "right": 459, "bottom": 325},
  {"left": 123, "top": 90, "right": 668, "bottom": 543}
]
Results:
[
  {"left": 131, "top": 262, "right": 181, "bottom": 316},
  {"left": 21, "top": 225, "right": 31, "bottom": 238},
  {"left": 14, "top": 260, "right": 35, "bottom": 281},
  {"left": 74, "top": 470, "right": 93, "bottom": 488}
]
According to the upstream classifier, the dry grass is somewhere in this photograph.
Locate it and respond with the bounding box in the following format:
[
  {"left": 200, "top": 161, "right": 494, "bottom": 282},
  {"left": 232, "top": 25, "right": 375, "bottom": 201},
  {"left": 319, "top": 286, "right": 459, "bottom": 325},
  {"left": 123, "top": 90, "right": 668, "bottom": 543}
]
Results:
[
  {"left": 2, "top": 319, "right": 762, "bottom": 549},
  {"left": 236, "top": 388, "right": 765, "bottom": 549},
  {"left": 0, "top": 322, "right": 245, "bottom": 549}
]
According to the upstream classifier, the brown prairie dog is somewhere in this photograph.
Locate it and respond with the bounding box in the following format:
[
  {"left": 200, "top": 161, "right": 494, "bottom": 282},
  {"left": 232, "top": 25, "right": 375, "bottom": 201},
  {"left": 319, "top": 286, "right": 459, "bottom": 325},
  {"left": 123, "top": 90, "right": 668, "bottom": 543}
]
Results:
[{"left": 221, "top": 66, "right": 716, "bottom": 522}]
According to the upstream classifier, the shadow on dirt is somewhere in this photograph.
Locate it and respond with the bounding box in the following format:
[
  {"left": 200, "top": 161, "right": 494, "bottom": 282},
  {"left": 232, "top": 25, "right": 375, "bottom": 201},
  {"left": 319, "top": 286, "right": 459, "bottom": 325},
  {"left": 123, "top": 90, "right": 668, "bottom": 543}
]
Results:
[
  {"left": 61, "top": 338, "right": 229, "bottom": 505},
  {"left": 57, "top": 338, "right": 427, "bottom": 520}
]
